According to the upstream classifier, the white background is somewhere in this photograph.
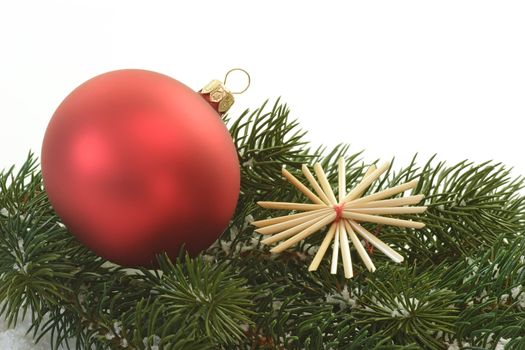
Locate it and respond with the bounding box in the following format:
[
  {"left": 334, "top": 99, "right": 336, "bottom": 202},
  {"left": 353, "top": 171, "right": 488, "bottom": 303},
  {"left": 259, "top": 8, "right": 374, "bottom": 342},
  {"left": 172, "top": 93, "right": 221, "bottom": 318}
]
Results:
[
  {"left": 0, "top": 1, "right": 524, "bottom": 346},
  {"left": 1, "top": 1, "right": 525, "bottom": 175}
]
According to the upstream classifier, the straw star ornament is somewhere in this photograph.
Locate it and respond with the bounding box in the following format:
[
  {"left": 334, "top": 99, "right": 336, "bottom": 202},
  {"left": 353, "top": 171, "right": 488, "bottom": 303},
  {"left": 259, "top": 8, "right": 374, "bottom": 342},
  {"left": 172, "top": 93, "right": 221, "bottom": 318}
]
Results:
[{"left": 252, "top": 158, "right": 427, "bottom": 279}]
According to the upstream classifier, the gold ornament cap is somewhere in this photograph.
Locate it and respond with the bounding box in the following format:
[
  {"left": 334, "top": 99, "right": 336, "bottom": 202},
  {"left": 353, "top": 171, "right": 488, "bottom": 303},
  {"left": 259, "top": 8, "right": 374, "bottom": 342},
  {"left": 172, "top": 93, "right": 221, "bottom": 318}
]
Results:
[
  {"left": 199, "top": 79, "right": 235, "bottom": 114},
  {"left": 199, "top": 68, "right": 250, "bottom": 115}
]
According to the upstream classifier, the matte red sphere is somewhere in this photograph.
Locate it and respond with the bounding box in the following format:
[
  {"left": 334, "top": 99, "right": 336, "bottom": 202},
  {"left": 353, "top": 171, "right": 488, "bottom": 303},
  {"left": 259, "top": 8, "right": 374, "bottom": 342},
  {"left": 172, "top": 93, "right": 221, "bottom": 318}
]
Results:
[{"left": 41, "top": 69, "right": 240, "bottom": 267}]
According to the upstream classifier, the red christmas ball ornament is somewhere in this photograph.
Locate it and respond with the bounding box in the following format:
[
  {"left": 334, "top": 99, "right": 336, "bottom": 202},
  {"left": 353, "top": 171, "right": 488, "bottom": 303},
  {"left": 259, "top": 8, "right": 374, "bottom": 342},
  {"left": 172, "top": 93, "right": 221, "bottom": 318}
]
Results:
[{"left": 41, "top": 69, "right": 246, "bottom": 267}]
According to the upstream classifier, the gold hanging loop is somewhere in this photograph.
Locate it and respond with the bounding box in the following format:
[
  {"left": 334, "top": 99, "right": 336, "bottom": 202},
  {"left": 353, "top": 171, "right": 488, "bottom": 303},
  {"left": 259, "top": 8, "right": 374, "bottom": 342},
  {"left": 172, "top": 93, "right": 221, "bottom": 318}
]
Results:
[{"left": 223, "top": 68, "right": 251, "bottom": 95}]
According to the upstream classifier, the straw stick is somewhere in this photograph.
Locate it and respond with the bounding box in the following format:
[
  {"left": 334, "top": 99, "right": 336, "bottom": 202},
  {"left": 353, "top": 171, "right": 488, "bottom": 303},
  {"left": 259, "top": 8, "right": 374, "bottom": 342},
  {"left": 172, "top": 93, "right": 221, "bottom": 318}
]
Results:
[
  {"left": 346, "top": 206, "right": 427, "bottom": 215},
  {"left": 271, "top": 213, "right": 336, "bottom": 253},
  {"left": 338, "top": 220, "right": 353, "bottom": 279},
  {"left": 308, "top": 222, "right": 337, "bottom": 271},
  {"left": 314, "top": 163, "right": 338, "bottom": 205},
  {"left": 345, "top": 195, "right": 424, "bottom": 209},
  {"left": 343, "top": 219, "right": 376, "bottom": 272},
  {"left": 338, "top": 158, "right": 346, "bottom": 202},
  {"left": 257, "top": 201, "right": 327, "bottom": 211},
  {"left": 251, "top": 208, "right": 330, "bottom": 228},
  {"left": 262, "top": 214, "right": 330, "bottom": 245},
  {"left": 343, "top": 162, "right": 391, "bottom": 202},
  {"left": 349, "top": 221, "right": 404, "bottom": 263},
  {"left": 302, "top": 164, "right": 331, "bottom": 205},
  {"left": 282, "top": 167, "right": 325, "bottom": 204},
  {"left": 347, "top": 179, "right": 419, "bottom": 206},
  {"left": 343, "top": 212, "right": 425, "bottom": 229},
  {"left": 256, "top": 208, "right": 331, "bottom": 235},
  {"left": 363, "top": 164, "right": 377, "bottom": 179},
  {"left": 349, "top": 164, "right": 377, "bottom": 200},
  {"left": 331, "top": 225, "right": 340, "bottom": 274}
]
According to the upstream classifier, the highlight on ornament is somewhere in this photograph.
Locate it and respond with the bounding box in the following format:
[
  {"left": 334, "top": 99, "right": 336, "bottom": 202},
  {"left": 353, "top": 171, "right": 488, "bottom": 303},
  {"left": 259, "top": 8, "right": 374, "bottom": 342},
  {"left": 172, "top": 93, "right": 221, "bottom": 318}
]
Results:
[{"left": 252, "top": 158, "right": 427, "bottom": 279}]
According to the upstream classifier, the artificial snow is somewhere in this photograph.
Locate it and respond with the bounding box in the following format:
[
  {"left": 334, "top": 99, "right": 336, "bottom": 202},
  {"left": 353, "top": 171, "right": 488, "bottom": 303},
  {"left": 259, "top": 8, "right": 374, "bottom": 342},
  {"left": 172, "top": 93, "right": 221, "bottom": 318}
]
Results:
[
  {"left": 143, "top": 334, "right": 160, "bottom": 350},
  {"left": 272, "top": 300, "right": 283, "bottom": 311},
  {"left": 495, "top": 337, "right": 510, "bottom": 350},
  {"left": 389, "top": 296, "right": 414, "bottom": 318},
  {"left": 511, "top": 285, "right": 525, "bottom": 308},
  {"left": 0, "top": 302, "right": 76, "bottom": 350},
  {"left": 0, "top": 313, "right": 65, "bottom": 350},
  {"left": 446, "top": 340, "right": 471, "bottom": 349},
  {"left": 325, "top": 285, "right": 358, "bottom": 309}
]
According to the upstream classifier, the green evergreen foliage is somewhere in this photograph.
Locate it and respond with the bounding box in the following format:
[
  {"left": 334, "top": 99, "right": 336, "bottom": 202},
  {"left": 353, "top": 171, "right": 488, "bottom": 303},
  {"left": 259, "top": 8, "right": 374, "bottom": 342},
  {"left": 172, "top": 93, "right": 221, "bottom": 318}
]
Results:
[{"left": 1, "top": 100, "right": 524, "bottom": 349}]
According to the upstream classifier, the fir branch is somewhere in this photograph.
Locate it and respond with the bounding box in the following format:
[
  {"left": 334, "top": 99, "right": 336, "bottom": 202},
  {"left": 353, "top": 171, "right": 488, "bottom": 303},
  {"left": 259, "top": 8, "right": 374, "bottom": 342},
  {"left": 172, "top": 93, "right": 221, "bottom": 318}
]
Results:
[
  {"left": 138, "top": 253, "right": 254, "bottom": 347},
  {"left": 1, "top": 154, "right": 254, "bottom": 349},
  {"left": 228, "top": 98, "right": 317, "bottom": 199},
  {"left": 353, "top": 266, "right": 459, "bottom": 350},
  {"left": 445, "top": 235, "right": 525, "bottom": 348},
  {"left": 1, "top": 100, "right": 525, "bottom": 349}
]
